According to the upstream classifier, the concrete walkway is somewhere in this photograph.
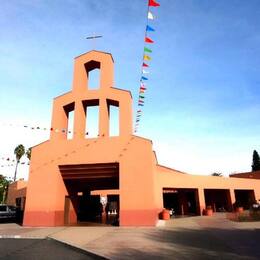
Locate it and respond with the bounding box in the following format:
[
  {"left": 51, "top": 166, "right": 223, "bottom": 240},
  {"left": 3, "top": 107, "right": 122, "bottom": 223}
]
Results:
[{"left": 0, "top": 214, "right": 260, "bottom": 259}]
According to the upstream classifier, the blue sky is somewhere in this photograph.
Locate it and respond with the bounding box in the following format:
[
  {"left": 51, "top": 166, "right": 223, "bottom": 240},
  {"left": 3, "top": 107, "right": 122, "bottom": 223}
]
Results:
[{"left": 0, "top": 0, "right": 259, "bottom": 179}]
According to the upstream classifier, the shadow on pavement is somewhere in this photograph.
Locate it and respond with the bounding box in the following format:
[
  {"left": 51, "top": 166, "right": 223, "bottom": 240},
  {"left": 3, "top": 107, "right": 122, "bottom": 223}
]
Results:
[{"left": 104, "top": 228, "right": 260, "bottom": 260}]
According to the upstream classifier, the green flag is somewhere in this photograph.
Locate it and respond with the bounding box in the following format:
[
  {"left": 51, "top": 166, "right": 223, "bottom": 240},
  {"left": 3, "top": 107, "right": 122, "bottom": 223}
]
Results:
[{"left": 144, "top": 47, "right": 152, "bottom": 53}]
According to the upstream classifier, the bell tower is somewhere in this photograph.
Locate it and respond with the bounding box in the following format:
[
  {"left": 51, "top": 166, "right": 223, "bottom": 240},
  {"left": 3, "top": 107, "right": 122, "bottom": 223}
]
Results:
[{"left": 50, "top": 50, "right": 132, "bottom": 141}]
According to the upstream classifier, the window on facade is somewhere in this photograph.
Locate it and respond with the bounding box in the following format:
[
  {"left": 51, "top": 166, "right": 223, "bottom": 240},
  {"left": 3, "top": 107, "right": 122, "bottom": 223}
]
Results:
[
  {"left": 107, "top": 99, "right": 119, "bottom": 136},
  {"left": 84, "top": 60, "right": 101, "bottom": 90},
  {"left": 64, "top": 102, "right": 75, "bottom": 140},
  {"left": 88, "top": 68, "right": 100, "bottom": 89},
  {"left": 83, "top": 100, "right": 99, "bottom": 138},
  {"left": 66, "top": 111, "right": 74, "bottom": 139}
]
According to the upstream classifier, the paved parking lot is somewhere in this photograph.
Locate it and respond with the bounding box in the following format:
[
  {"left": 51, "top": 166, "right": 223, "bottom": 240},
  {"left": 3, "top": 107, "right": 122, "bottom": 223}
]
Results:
[{"left": 0, "top": 214, "right": 259, "bottom": 259}]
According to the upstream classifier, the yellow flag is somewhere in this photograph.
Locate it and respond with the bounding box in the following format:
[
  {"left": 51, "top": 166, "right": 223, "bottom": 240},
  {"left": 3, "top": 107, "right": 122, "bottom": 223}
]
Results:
[{"left": 143, "top": 55, "right": 151, "bottom": 61}]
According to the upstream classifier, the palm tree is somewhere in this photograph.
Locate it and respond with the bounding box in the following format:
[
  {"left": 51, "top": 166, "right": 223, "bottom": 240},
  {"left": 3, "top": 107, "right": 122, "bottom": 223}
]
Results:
[
  {"left": 26, "top": 147, "right": 32, "bottom": 161},
  {"left": 14, "top": 144, "right": 25, "bottom": 181}
]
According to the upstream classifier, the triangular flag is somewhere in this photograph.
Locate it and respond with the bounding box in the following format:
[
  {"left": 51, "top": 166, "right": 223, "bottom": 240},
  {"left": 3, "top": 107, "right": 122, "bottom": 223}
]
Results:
[
  {"left": 139, "top": 89, "right": 145, "bottom": 94},
  {"left": 138, "top": 104, "right": 144, "bottom": 106},
  {"left": 145, "top": 37, "right": 154, "bottom": 43},
  {"left": 139, "top": 95, "right": 145, "bottom": 99},
  {"left": 137, "top": 110, "right": 142, "bottom": 113},
  {"left": 146, "top": 25, "right": 155, "bottom": 32},
  {"left": 144, "top": 47, "right": 152, "bottom": 53},
  {"left": 148, "top": 11, "right": 154, "bottom": 20},
  {"left": 140, "top": 86, "right": 147, "bottom": 90},
  {"left": 142, "top": 69, "right": 149, "bottom": 74},
  {"left": 149, "top": 0, "right": 160, "bottom": 7},
  {"left": 142, "top": 62, "right": 149, "bottom": 67},
  {"left": 139, "top": 99, "right": 144, "bottom": 103},
  {"left": 143, "top": 55, "right": 151, "bottom": 61},
  {"left": 141, "top": 76, "right": 148, "bottom": 81}
]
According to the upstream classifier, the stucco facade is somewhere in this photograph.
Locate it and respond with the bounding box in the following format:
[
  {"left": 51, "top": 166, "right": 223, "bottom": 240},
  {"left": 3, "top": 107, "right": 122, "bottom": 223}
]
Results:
[{"left": 17, "top": 50, "right": 260, "bottom": 227}]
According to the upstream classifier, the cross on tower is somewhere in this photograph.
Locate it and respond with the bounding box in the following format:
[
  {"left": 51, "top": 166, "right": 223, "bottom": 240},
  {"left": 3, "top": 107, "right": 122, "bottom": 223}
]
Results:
[{"left": 86, "top": 33, "right": 103, "bottom": 50}]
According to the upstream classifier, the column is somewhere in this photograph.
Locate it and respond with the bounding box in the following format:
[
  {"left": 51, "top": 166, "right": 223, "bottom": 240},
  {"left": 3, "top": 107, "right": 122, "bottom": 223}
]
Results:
[
  {"left": 230, "top": 189, "right": 236, "bottom": 211},
  {"left": 73, "top": 100, "right": 86, "bottom": 140},
  {"left": 198, "top": 188, "right": 206, "bottom": 215},
  {"left": 99, "top": 98, "right": 109, "bottom": 137}
]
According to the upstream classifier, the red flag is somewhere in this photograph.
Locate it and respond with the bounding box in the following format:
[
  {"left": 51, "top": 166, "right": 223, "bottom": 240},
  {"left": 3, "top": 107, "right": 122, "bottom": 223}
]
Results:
[
  {"left": 149, "top": 0, "right": 160, "bottom": 7},
  {"left": 145, "top": 37, "right": 154, "bottom": 43},
  {"left": 142, "top": 62, "right": 149, "bottom": 67}
]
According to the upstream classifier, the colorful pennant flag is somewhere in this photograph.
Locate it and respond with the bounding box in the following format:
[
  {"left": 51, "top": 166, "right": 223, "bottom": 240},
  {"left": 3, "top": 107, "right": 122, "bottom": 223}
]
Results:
[
  {"left": 149, "top": 0, "right": 160, "bottom": 7},
  {"left": 148, "top": 11, "right": 154, "bottom": 20},
  {"left": 141, "top": 76, "right": 148, "bottom": 81},
  {"left": 145, "top": 37, "right": 154, "bottom": 43},
  {"left": 143, "top": 55, "right": 151, "bottom": 61},
  {"left": 142, "top": 62, "right": 149, "bottom": 67},
  {"left": 146, "top": 25, "right": 155, "bottom": 32},
  {"left": 144, "top": 47, "right": 152, "bottom": 53}
]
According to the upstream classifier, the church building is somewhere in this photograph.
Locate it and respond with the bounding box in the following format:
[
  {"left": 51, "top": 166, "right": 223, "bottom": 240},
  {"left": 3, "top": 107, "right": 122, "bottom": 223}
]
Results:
[{"left": 9, "top": 50, "right": 260, "bottom": 226}]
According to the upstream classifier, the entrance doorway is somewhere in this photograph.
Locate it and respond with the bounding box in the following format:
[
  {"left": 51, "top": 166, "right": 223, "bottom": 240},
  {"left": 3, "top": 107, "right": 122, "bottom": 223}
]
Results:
[
  {"left": 60, "top": 162, "right": 119, "bottom": 226},
  {"left": 234, "top": 190, "right": 255, "bottom": 209},
  {"left": 204, "top": 189, "right": 232, "bottom": 212},
  {"left": 163, "top": 188, "right": 200, "bottom": 216}
]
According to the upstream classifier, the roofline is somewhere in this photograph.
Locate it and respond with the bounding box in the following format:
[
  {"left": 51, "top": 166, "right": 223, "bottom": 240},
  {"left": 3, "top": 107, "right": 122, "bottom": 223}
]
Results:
[
  {"left": 31, "top": 140, "right": 49, "bottom": 149},
  {"left": 53, "top": 90, "right": 72, "bottom": 100},
  {"left": 74, "top": 50, "right": 114, "bottom": 62},
  {"left": 229, "top": 170, "right": 260, "bottom": 176},
  {"left": 131, "top": 134, "right": 153, "bottom": 145},
  {"left": 111, "top": 87, "right": 132, "bottom": 99},
  {"left": 156, "top": 164, "right": 188, "bottom": 174}
]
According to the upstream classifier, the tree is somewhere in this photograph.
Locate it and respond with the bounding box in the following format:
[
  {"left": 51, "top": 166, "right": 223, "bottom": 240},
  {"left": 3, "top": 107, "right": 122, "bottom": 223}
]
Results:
[
  {"left": 211, "top": 172, "right": 223, "bottom": 177},
  {"left": 14, "top": 144, "right": 25, "bottom": 181},
  {"left": 0, "top": 175, "right": 11, "bottom": 203},
  {"left": 252, "top": 150, "right": 260, "bottom": 172},
  {"left": 26, "top": 147, "right": 32, "bottom": 161}
]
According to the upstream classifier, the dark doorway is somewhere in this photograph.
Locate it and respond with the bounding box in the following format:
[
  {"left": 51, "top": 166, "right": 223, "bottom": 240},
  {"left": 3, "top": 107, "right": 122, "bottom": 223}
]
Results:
[
  {"left": 234, "top": 190, "right": 255, "bottom": 210},
  {"left": 204, "top": 189, "right": 232, "bottom": 212},
  {"left": 163, "top": 188, "right": 200, "bottom": 216},
  {"left": 78, "top": 193, "right": 102, "bottom": 222},
  {"left": 60, "top": 162, "right": 119, "bottom": 226}
]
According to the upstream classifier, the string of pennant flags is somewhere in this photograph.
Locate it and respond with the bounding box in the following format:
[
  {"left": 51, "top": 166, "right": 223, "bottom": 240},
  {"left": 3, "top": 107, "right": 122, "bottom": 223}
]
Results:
[
  {"left": 29, "top": 135, "right": 136, "bottom": 173},
  {"left": 134, "top": 0, "right": 160, "bottom": 133},
  {"left": 0, "top": 122, "right": 93, "bottom": 136},
  {"left": 0, "top": 136, "right": 137, "bottom": 170},
  {"left": 0, "top": 158, "right": 30, "bottom": 168}
]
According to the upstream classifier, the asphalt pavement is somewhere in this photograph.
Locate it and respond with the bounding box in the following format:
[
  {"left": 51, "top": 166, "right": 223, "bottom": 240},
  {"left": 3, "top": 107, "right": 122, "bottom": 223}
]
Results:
[{"left": 0, "top": 238, "right": 106, "bottom": 260}]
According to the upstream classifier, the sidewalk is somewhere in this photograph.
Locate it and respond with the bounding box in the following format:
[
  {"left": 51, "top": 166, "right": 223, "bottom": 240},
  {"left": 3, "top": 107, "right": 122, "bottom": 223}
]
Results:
[{"left": 0, "top": 214, "right": 260, "bottom": 259}]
